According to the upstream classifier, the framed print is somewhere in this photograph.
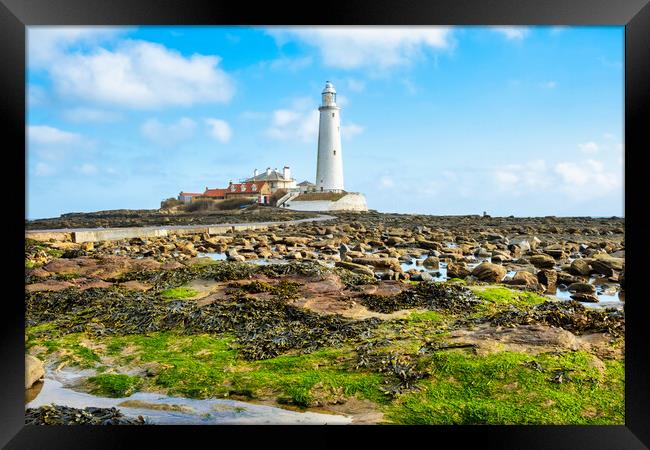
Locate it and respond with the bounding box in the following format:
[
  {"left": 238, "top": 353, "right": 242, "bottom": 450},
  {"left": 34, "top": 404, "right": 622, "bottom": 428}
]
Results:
[{"left": 2, "top": 0, "right": 649, "bottom": 448}]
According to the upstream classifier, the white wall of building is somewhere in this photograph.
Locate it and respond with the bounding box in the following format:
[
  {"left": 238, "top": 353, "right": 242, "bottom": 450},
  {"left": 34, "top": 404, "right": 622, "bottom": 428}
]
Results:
[{"left": 285, "top": 193, "right": 367, "bottom": 212}]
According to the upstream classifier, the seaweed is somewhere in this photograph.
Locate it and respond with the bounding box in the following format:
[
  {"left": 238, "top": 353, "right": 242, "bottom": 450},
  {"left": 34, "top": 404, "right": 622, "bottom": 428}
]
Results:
[
  {"left": 358, "top": 282, "right": 481, "bottom": 314},
  {"left": 25, "top": 405, "right": 146, "bottom": 425},
  {"left": 488, "top": 300, "right": 624, "bottom": 336},
  {"left": 26, "top": 280, "right": 381, "bottom": 361}
]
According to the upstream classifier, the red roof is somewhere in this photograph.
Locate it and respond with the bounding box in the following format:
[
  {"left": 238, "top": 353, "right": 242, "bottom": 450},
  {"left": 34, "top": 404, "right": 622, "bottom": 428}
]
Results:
[
  {"left": 226, "top": 181, "right": 268, "bottom": 193},
  {"left": 202, "top": 188, "right": 228, "bottom": 197}
]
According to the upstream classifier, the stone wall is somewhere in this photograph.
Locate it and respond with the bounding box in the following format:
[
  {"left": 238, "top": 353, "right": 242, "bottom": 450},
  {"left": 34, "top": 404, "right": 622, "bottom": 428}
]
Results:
[{"left": 287, "top": 193, "right": 368, "bottom": 212}]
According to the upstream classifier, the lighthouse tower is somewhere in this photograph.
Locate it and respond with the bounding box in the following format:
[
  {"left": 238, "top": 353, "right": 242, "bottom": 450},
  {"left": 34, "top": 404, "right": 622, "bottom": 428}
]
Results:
[{"left": 316, "top": 81, "right": 344, "bottom": 192}]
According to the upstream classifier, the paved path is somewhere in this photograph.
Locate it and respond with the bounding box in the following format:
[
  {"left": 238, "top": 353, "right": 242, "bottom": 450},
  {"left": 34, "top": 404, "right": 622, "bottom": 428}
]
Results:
[{"left": 26, "top": 214, "right": 336, "bottom": 243}]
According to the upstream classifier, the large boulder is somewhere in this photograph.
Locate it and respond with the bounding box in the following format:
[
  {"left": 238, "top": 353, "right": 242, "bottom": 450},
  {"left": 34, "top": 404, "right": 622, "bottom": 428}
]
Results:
[
  {"left": 447, "top": 261, "right": 470, "bottom": 279},
  {"left": 537, "top": 269, "right": 558, "bottom": 293},
  {"left": 567, "top": 282, "right": 596, "bottom": 294},
  {"left": 569, "top": 259, "right": 591, "bottom": 276},
  {"left": 529, "top": 254, "right": 556, "bottom": 269},
  {"left": 591, "top": 254, "right": 624, "bottom": 271},
  {"left": 570, "top": 292, "right": 599, "bottom": 302},
  {"left": 471, "top": 262, "right": 507, "bottom": 282},
  {"left": 26, "top": 355, "right": 45, "bottom": 389},
  {"left": 589, "top": 259, "right": 615, "bottom": 277},
  {"left": 422, "top": 256, "right": 440, "bottom": 269},
  {"left": 509, "top": 271, "right": 540, "bottom": 289}
]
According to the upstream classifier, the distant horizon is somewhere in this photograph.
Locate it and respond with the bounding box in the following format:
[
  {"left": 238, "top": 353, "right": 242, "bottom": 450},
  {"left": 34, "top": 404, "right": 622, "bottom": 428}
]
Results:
[{"left": 26, "top": 26, "right": 624, "bottom": 220}]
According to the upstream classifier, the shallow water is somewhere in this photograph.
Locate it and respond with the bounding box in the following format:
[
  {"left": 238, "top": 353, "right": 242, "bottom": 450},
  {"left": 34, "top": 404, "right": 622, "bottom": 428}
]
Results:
[
  {"left": 552, "top": 286, "right": 624, "bottom": 309},
  {"left": 198, "top": 252, "right": 336, "bottom": 268},
  {"left": 26, "top": 371, "right": 352, "bottom": 425}
]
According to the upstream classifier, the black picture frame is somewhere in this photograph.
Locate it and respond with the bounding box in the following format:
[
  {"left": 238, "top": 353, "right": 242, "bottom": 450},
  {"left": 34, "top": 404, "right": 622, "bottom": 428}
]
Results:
[{"left": 3, "top": 0, "right": 648, "bottom": 448}]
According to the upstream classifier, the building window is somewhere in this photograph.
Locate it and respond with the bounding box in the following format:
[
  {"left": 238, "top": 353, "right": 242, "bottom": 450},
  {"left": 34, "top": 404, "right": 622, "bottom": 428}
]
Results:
[
  {"left": 333, "top": 150, "right": 336, "bottom": 155},
  {"left": 332, "top": 113, "right": 335, "bottom": 117}
]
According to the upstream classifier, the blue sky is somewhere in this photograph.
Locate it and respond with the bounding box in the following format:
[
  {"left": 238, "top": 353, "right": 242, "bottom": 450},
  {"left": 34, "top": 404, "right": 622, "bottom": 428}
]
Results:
[{"left": 26, "top": 26, "right": 624, "bottom": 219}]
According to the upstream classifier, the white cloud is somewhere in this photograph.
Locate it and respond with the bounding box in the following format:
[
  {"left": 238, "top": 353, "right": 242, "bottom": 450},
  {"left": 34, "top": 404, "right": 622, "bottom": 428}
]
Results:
[
  {"left": 266, "top": 108, "right": 319, "bottom": 143},
  {"left": 554, "top": 159, "right": 622, "bottom": 199},
  {"left": 492, "top": 27, "right": 529, "bottom": 40},
  {"left": 402, "top": 79, "right": 418, "bottom": 94},
  {"left": 272, "top": 109, "right": 300, "bottom": 127},
  {"left": 205, "top": 118, "right": 232, "bottom": 143},
  {"left": 239, "top": 111, "right": 266, "bottom": 120},
  {"left": 494, "top": 171, "right": 519, "bottom": 188},
  {"left": 141, "top": 117, "right": 197, "bottom": 146},
  {"left": 346, "top": 78, "right": 366, "bottom": 92},
  {"left": 263, "top": 56, "right": 312, "bottom": 71},
  {"left": 48, "top": 40, "right": 235, "bottom": 109},
  {"left": 379, "top": 176, "right": 395, "bottom": 189},
  {"left": 265, "top": 98, "right": 364, "bottom": 143},
  {"left": 28, "top": 26, "right": 128, "bottom": 68},
  {"left": 539, "top": 81, "right": 557, "bottom": 89},
  {"left": 490, "top": 156, "right": 621, "bottom": 202},
  {"left": 342, "top": 123, "right": 364, "bottom": 140},
  {"left": 34, "top": 162, "right": 55, "bottom": 176},
  {"left": 61, "top": 107, "right": 121, "bottom": 123},
  {"left": 492, "top": 159, "right": 551, "bottom": 193},
  {"left": 267, "top": 26, "right": 452, "bottom": 69},
  {"left": 578, "top": 141, "right": 599, "bottom": 154},
  {"left": 76, "top": 163, "right": 98, "bottom": 175},
  {"left": 28, "top": 125, "right": 82, "bottom": 145}
]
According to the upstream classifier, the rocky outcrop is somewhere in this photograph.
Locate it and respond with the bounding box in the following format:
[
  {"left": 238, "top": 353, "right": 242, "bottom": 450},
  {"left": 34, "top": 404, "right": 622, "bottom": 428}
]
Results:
[
  {"left": 26, "top": 355, "right": 44, "bottom": 389},
  {"left": 471, "top": 262, "right": 506, "bottom": 282},
  {"left": 447, "top": 261, "right": 470, "bottom": 279},
  {"left": 507, "top": 271, "right": 540, "bottom": 289},
  {"left": 529, "top": 254, "right": 556, "bottom": 269},
  {"left": 569, "top": 259, "right": 591, "bottom": 276},
  {"left": 422, "top": 256, "right": 440, "bottom": 269},
  {"left": 537, "top": 269, "right": 558, "bottom": 293}
]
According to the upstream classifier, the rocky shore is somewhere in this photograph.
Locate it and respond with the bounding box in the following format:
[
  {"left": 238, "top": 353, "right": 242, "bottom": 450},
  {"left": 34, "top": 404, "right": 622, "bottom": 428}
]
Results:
[{"left": 25, "top": 211, "right": 625, "bottom": 425}]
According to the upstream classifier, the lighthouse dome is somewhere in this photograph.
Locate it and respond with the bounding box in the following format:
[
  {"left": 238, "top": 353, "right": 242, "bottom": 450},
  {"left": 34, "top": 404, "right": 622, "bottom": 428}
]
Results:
[{"left": 322, "top": 81, "right": 336, "bottom": 94}]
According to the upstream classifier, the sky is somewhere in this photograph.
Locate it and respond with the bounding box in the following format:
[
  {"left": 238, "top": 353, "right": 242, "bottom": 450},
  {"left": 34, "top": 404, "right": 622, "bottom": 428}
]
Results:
[{"left": 26, "top": 26, "right": 624, "bottom": 219}]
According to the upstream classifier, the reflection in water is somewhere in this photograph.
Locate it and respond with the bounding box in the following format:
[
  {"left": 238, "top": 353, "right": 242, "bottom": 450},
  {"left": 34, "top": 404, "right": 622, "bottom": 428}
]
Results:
[
  {"left": 26, "top": 373, "right": 352, "bottom": 425},
  {"left": 25, "top": 380, "right": 44, "bottom": 403},
  {"left": 198, "top": 253, "right": 335, "bottom": 268}
]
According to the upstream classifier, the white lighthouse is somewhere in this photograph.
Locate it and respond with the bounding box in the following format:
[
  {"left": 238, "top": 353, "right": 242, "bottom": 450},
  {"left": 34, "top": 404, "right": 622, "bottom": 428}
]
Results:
[{"left": 316, "top": 81, "right": 344, "bottom": 192}]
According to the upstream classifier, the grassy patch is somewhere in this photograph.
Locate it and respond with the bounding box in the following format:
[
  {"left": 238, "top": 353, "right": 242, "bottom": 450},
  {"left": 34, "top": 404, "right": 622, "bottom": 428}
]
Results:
[
  {"left": 160, "top": 287, "right": 199, "bottom": 300},
  {"left": 470, "top": 286, "right": 547, "bottom": 317},
  {"left": 292, "top": 192, "right": 347, "bottom": 201},
  {"left": 87, "top": 374, "right": 143, "bottom": 397},
  {"left": 447, "top": 278, "right": 467, "bottom": 285},
  {"left": 385, "top": 350, "right": 623, "bottom": 425},
  {"left": 406, "top": 310, "right": 444, "bottom": 324}
]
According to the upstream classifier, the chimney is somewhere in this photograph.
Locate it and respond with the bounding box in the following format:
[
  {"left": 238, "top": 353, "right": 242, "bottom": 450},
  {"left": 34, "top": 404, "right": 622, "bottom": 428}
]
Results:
[
  {"left": 283, "top": 166, "right": 291, "bottom": 180},
  {"left": 266, "top": 167, "right": 271, "bottom": 176}
]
